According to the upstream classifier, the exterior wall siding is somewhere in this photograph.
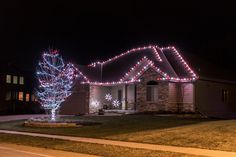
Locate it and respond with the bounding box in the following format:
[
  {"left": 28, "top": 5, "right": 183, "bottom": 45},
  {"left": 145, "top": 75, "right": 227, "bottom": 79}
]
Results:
[
  {"left": 181, "top": 83, "right": 195, "bottom": 112},
  {"left": 166, "top": 83, "right": 178, "bottom": 112},
  {"left": 195, "top": 79, "right": 236, "bottom": 118},
  {"left": 60, "top": 82, "right": 89, "bottom": 115}
]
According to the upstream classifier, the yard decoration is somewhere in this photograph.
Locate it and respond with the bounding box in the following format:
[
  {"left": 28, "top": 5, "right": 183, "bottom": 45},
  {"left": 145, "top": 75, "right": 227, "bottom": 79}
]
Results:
[{"left": 36, "top": 49, "right": 78, "bottom": 121}]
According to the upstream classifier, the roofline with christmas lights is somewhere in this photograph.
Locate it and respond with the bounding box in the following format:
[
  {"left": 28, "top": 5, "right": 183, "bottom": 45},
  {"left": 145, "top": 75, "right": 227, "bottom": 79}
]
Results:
[{"left": 77, "top": 45, "right": 198, "bottom": 85}]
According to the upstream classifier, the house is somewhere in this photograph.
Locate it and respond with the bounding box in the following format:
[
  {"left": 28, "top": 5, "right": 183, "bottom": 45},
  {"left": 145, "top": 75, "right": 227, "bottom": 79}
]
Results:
[
  {"left": 0, "top": 63, "right": 42, "bottom": 115},
  {"left": 60, "top": 45, "right": 236, "bottom": 118}
]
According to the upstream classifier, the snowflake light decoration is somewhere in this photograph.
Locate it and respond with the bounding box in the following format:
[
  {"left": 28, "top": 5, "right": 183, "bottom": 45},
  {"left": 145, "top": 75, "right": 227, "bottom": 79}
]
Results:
[
  {"left": 91, "top": 100, "right": 100, "bottom": 108},
  {"left": 105, "top": 93, "right": 112, "bottom": 101},
  {"left": 90, "top": 99, "right": 100, "bottom": 113},
  {"left": 112, "top": 100, "right": 120, "bottom": 108}
]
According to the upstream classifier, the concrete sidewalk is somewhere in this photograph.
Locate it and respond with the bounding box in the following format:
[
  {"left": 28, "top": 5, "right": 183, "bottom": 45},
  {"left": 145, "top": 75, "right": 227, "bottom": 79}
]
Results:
[
  {"left": 0, "top": 143, "right": 99, "bottom": 157},
  {"left": 0, "top": 130, "right": 236, "bottom": 157},
  {"left": 0, "top": 114, "right": 74, "bottom": 122},
  {"left": 0, "top": 114, "right": 47, "bottom": 122}
]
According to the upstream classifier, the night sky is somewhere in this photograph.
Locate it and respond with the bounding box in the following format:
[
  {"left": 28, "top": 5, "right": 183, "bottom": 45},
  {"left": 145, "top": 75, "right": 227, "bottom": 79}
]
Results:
[{"left": 1, "top": 1, "right": 236, "bottom": 76}]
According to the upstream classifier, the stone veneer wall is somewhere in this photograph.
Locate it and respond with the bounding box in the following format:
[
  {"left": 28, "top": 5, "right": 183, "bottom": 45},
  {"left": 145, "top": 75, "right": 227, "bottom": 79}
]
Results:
[
  {"left": 136, "top": 68, "right": 195, "bottom": 113},
  {"left": 136, "top": 68, "right": 169, "bottom": 112}
]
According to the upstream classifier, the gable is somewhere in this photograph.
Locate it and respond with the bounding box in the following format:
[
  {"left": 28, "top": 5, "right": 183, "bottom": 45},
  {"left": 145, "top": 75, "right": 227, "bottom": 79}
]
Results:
[
  {"left": 77, "top": 45, "right": 198, "bottom": 85},
  {"left": 139, "top": 68, "right": 163, "bottom": 82}
]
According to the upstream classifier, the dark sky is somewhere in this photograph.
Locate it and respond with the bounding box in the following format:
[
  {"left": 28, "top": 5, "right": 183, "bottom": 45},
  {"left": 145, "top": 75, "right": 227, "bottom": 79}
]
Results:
[{"left": 1, "top": 1, "right": 236, "bottom": 73}]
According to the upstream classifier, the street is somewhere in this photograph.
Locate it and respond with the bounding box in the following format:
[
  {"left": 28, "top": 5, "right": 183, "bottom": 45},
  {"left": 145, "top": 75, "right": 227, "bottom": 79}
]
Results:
[{"left": 0, "top": 143, "right": 98, "bottom": 157}]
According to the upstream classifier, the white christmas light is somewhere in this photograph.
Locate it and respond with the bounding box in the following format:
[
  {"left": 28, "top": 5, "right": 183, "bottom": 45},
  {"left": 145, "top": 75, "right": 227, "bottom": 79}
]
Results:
[
  {"left": 112, "top": 100, "right": 120, "bottom": 107},
  {"left": 36, "top": 49, "right": 78, "bottom": 121},
  {"left": 105, "top": 93, "right": 112, "bottom": 101},
  {"left": 91, "top": 100, "right": 100, "bottom": 108},
  {"left": 88, "top": 45, "right": 162, "bottom": 67},
  {"left": 80, "top": 45, "right": 198, "bottom": 85}
]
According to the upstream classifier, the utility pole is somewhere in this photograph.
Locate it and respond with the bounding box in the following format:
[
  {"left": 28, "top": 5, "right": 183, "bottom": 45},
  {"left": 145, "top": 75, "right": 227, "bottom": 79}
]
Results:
[{"left": 100, "top": 63, "right": 103, "bottom": 82}]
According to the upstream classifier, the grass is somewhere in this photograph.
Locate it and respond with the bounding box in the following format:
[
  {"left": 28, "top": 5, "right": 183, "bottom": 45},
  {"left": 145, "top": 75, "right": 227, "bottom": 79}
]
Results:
[
  {"left": 0, "top": 115, "right": 236, "bottom": 151},
  {"left": 0, "top": 133, "right": 205, "bottom": 157}
]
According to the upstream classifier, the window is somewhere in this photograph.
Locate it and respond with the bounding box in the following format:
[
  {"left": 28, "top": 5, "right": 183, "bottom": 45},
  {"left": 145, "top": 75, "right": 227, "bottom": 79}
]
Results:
[
  {"left": 25, "top": 93, "right": 30, "bottom": 102},
  {"left": 5, "top": 91, "right": 11, "bottom": 101},
  {"left": 6, "top": 75, "right": 11, "bottom": 83},
  {"left": 13, "top": 76, "right": 18, "bottom": 84},
  {"left": 146, "top": 81, "right": 158, "bottom": 102},
  {"left": 19, "top": 76, "right": 24, "bottom": 85},
  {"left": 12, "top": 92, "right": 18, "bottom": 100},
  {"left": 18, "top": 92, "right": 24, "bottom": 101},
  {"left": 222, "top": 89, "right": 229, "bottom": 103}
]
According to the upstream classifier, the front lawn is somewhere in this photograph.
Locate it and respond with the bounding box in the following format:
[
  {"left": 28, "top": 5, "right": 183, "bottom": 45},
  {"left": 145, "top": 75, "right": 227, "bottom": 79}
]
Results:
[
  {"left": 0, "top": 115, "right": 236, "bottom": 151},
  {"left": 0, "top": 133, "right": 205, "bottom": 157}
]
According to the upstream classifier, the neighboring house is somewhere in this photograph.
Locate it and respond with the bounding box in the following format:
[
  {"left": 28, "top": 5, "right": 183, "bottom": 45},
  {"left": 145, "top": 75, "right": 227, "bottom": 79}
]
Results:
[
  {"left": 59, "top": 45, "right": 236, "bottom": 118},
  {"left": 0, "top": 63, "right": 41, "bottom": 115}
]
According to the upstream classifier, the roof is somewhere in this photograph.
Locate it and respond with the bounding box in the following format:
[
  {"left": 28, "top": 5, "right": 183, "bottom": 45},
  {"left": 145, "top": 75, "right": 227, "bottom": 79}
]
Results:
[
  {"left": 77, "top": 45, "right": 198, "bottom": 85},
  {"left": 181, "top": 52, "right": 236, "bottom": 83}
]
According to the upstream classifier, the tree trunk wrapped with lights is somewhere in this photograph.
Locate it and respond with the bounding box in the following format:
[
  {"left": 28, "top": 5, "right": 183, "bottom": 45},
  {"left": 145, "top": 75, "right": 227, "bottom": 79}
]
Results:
[{"left": 36, "top": 49, "right": 78, "bottom": 121}]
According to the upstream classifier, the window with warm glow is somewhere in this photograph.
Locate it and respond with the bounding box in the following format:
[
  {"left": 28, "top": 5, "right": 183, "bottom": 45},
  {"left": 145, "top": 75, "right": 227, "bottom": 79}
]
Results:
[
  {"left": 19, "top": 76, "right": 24, "bottom": 85},
  {"left": 13, "top": 76, "right": 18, "bottom": 84},
  {"left": 26, "top": 93, "right": 30, "bottom": 102},
  {"left": 18, "top": 92, "right": 24, "bottom": 101},
  {"left": 6, "top": 75, "right": 11, "bottom": 83}
]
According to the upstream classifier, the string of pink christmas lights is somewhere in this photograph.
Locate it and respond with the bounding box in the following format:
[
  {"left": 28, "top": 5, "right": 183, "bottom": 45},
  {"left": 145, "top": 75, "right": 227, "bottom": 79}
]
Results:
[
  {"left": 120, "top": 56, "right": 169, "bottom": 82},
  {"left": 161, "top": 46, "right": 197, "bottom": 80},
  {"left": 88, "top": 45, "right": 162, "bottom": 67},
  {"left": 79, "top": 45, "right": 198, "bottom": 85}
]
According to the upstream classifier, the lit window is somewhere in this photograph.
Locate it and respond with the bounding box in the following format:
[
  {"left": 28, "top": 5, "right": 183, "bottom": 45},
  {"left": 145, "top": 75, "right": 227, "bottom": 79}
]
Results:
[
  {"left": 6, "top": 75, "right": 11, "bottom": 83},
  {"left": 18, "top": 92, "right": 24, "bottom": 101},
  {"left": 26, "top": 93, "right": 30, "bottom": 102},
  {"left": 5, "top": 91, "right": 11, "bottom": 101},
  {"left": 13, "top": 76, "right": 18, "bottom": 84},
  {"left": 19, "top": 76, "right": 24, "bottom": 85},
  {"left": 146, "top": 81, "right": 158, "bottom": 102}
]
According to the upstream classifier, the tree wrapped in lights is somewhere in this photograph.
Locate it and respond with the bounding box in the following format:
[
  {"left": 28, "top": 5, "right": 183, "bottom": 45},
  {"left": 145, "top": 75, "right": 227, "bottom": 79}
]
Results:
[{"left": 36, "top": 49, "right": 78, "bottom": 121}]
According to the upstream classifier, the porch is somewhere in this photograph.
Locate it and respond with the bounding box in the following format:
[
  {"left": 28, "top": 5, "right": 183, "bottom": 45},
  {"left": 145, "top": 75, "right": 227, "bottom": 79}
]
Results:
[{"left": 89, "top": 84, "right": 137, "bottom": 113}]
